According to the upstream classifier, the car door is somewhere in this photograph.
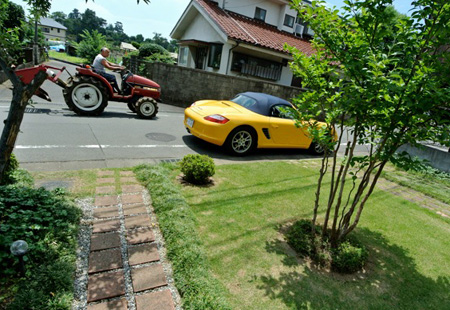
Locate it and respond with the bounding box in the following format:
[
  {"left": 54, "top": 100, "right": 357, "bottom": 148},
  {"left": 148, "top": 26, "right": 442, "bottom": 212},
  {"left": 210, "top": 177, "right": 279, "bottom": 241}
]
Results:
[{"left": 269, "top": 105, "right": 310, "bottom": 147}]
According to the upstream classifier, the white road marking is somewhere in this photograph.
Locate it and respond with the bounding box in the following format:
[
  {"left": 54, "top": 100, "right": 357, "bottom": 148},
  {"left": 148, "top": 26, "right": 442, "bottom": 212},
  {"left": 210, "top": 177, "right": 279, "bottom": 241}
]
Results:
[{"left": 15, "top": 145, "right": 187, "bottom": 149}]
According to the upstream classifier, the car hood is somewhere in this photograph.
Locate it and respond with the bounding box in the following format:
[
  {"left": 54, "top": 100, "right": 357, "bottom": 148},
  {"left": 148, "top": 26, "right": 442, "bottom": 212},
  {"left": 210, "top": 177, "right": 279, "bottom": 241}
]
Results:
[{"left": 188, "top": 100, "right": 245, "bottom": 117}]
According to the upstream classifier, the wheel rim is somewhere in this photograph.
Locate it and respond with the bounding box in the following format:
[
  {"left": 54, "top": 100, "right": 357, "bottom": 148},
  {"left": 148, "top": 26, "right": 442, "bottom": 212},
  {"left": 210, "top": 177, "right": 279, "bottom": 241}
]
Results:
[
  {"left": 231, "top": 131, "right": 252, "bottom": 153},
  {"left": 314, "top": 143, "right": 324, "bottom": 154},
  {"left": 140, "top": 101, "right": 155, "bottom": 116},
  {"left": 72, "top": 83, "right": 103, "bottom": 111}
]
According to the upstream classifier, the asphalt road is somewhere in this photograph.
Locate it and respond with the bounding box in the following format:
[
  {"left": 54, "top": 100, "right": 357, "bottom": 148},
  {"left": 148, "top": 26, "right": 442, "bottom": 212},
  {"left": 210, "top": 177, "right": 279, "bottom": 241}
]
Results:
[{"left": 1, "top": 60, "right": 339, "bottom": 171}]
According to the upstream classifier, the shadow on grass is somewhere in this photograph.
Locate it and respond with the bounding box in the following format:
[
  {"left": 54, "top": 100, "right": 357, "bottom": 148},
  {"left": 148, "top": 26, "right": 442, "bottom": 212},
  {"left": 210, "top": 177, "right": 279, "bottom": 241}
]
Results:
[{"left": 260, "top": 228, "right": 449, "bottom": 310}]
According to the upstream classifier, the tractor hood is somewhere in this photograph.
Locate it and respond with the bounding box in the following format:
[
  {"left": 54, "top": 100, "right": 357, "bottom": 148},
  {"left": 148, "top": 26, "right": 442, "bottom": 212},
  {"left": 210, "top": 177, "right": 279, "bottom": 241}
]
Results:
[{"left": 127, "top": 74, "right": 160, "bottom": 88}]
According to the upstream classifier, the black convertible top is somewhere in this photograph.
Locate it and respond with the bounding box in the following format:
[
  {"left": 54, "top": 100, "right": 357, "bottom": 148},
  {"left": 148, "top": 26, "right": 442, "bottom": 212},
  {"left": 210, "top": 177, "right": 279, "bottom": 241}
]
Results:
[{"left": 230, "top": 92, "right": 292, "bottom": 116}]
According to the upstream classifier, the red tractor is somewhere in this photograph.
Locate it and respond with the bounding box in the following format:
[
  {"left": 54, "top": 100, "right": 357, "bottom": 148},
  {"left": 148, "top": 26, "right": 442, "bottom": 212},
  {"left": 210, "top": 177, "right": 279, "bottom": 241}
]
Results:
[{"left": 14, "top": 64, "right": 161, "bottom": 119}]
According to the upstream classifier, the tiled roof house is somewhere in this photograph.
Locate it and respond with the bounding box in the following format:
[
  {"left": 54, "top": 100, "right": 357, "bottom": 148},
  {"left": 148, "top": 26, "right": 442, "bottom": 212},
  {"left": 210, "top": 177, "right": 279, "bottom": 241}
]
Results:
[
  {"left": 38, "top": 17, "right": 67, "bottom": 42},
  {"left": 171, "top": 0, "right": 315, "bottom": 86}
]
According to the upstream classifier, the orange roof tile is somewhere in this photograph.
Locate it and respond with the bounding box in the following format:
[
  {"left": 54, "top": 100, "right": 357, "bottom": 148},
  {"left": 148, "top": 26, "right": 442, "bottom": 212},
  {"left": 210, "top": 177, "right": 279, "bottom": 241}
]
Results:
[{"left": 196, "top": 0, "right": 315, "bottom": 55}]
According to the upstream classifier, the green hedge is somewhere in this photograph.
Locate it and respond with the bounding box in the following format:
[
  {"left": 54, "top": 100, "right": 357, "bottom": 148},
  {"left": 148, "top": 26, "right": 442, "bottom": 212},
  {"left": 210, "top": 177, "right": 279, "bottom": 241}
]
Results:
[{"left": 134, "top": 164, "right": 231, "bottom": 310}]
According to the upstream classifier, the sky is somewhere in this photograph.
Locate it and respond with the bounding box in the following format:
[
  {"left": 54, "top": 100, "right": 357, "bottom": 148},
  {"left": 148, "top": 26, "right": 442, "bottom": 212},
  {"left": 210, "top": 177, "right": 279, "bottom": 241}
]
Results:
[{"left": 9, "top": 0, "right": 413, "bottom": 40}]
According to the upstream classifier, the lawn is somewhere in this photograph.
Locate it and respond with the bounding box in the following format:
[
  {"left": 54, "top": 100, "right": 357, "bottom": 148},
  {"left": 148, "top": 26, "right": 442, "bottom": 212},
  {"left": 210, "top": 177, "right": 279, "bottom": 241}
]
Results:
[
  {"left": 177, "top": 160, "right": 449, "bottom": 310},
  {"left": 48, "top": 51, "right": 87, "bottom": 64}
]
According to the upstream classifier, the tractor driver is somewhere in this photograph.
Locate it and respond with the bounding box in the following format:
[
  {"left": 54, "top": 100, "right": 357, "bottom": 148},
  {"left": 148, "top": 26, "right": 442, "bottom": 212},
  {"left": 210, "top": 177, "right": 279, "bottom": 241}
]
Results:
[{"left": 92, "top": 47, "right": 125, "bottom": 93}]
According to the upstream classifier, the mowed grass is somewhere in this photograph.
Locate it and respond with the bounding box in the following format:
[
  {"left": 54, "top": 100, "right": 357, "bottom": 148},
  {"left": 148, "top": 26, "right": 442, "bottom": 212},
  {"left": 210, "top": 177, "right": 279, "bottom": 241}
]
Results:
[
  {"left": 179, "top": 160, "right": 450, "bottom": 310},
  {"left": 48, "top": 50, "right": 87, "bottom": 64},
  {"left": 382, "top": 164, "right": 450, "bottom": 204}
]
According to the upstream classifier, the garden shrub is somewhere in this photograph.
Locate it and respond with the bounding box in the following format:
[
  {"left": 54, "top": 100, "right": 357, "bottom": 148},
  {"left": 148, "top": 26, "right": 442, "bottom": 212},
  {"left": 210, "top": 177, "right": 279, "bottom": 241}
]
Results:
[
  {"left": 331, "top": 240, "right": 368, "bottom": 273},
  {"left": 286, "top": 219, "right": 317, "bottom": 257},
  {"left": 287, "top": 219, "right": 367, "bottom": 272},
  {"left": 180, "top": 154, "right": 215, "bottom": 185},
  {"left": 138, "top": 43, "right": 169, "bottom": 58},
  {"left": 0, "top": 185, "right": 81, "bottom": 309},
  {"left": 1, "top": 153, "right": 19, "bottom": 185}
]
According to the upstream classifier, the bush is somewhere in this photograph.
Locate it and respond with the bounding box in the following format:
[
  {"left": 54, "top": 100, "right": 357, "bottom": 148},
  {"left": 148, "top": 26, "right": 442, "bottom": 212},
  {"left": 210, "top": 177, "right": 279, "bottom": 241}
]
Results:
[
  {"left": 180, "top": 154, "right": 215, "bottom": 185},
  {"left": 286, "top": 219, "right": 315, "bottom": 257},
  {"left": 143, "top": 53, "right": 175, "bottom": 64},
  {"left": 139, "top": 43, "right": 169, "bottom": 58},
  {"left": 331, "top": 241, "right": 368, "bottom": 273},
  {"left": 72, "top": 29, "right": 107, "bottom": 62},
  {"left": 0, "top": 185, "right": 80, "bottom": 309},
  {"left": 0, "top": 153, "right": 19, "bottom": 185}
]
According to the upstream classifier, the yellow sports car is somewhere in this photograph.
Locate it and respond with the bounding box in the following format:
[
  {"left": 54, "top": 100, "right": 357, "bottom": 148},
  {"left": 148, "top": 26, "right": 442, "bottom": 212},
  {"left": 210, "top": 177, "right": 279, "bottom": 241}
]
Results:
[{"left": 184, "top": 92, "right": 331, "bottom": 156}]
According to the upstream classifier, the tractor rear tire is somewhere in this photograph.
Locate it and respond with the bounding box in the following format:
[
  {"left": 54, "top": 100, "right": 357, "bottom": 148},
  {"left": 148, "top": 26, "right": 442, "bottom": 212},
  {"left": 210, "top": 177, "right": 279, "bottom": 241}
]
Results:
[
  {"left": 63, "top": 76, "right": 108, "bottom": 116},
  {"left": 127, "top": 102, "right": 137, "bottom": 113},
  {"left": 136, "top": 97, "right": 158, "bottom": 119}
]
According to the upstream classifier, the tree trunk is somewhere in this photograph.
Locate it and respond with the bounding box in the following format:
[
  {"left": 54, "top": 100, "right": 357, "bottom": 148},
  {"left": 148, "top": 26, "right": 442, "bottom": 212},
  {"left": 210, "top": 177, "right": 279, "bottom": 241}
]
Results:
[{"left": 0, "top": 58, "right": 47, "bottom": 184}]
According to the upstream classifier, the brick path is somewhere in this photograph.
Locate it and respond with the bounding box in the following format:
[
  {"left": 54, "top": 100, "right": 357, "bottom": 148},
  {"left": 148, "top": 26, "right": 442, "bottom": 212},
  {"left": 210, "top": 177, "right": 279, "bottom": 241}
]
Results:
[{"left": 82, "top": 170, "right": 180, "bottom": 310}]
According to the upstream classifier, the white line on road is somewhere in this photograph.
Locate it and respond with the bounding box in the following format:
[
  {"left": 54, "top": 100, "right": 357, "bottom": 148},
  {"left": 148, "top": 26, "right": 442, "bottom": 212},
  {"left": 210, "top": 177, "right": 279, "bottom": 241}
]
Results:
[{"left": 15, "top": 145, "right": 188, "bottom": 149}]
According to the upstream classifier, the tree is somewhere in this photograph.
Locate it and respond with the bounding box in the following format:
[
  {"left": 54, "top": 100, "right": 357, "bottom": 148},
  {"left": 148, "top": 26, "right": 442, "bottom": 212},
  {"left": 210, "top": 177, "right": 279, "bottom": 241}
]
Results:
[
  {"left": 287, "top": 0, "right": 450, "bottom": 248},
  {"left": 72, "top": 29, "right": 107, "bottom": 61},
  {"left": 0, "top": 0, "right": 150, "bottom": 184},
  {"left": 49, "top": 11, "right": 67, "bottom": 25}
]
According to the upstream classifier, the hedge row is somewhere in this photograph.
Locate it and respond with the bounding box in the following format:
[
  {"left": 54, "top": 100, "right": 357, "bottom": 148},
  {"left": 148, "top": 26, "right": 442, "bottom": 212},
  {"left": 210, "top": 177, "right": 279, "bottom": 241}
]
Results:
[{"left": 134, "top": 164, "right": 231, "bottom": 310}]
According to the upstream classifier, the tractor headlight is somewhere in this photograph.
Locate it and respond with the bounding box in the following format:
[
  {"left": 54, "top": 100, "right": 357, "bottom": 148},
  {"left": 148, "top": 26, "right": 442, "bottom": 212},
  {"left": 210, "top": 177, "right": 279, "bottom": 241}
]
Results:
[{"left": 143, "top": 87, "right": 160, "bottom": 93}]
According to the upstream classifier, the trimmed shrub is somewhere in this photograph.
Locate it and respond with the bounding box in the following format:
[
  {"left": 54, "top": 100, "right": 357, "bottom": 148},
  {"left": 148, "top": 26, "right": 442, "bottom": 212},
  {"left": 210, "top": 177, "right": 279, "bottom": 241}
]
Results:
[
  {"left": 139, "top": 43, "right": 169, "bottom": 58},
  {"left": 286, "top": 219, "right": 315, "bottom": 257},
  {"left": 331, "top": 240, "right": 368, "bottom": 273},
  {"left": 180, "top": 154, "right": 215, "bottom": 185}
]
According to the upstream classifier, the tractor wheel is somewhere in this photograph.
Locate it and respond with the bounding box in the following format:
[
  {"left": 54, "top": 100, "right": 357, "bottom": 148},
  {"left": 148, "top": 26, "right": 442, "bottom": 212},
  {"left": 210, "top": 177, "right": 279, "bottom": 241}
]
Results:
[
  {"left": 63, "top": 77, "right": 108, "bottom": 116},
  {"left": 136, "top": 97, "right": 158, "bottom": 119},
  {"left": 127, "top": 102, "right": 137, "bottom": 113}
]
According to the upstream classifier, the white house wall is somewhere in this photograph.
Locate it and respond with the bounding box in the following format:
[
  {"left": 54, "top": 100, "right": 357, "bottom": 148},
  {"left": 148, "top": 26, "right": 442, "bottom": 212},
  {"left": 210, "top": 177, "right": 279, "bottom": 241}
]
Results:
[{"left": 181, "top": 13, "right": 224, "bottom": 43}]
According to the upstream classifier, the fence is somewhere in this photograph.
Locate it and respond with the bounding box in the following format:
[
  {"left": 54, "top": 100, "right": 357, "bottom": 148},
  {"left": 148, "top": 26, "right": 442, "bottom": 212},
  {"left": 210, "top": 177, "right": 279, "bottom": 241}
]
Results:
[{"left": 123, "top": 56, "right": 303, "bottom": 107}]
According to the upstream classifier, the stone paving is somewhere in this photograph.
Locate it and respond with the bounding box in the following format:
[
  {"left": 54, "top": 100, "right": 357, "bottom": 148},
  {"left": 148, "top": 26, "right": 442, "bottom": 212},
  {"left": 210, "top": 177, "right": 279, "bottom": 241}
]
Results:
[{"left": 81, "top": 170, "right": 180, "bottom": 310}]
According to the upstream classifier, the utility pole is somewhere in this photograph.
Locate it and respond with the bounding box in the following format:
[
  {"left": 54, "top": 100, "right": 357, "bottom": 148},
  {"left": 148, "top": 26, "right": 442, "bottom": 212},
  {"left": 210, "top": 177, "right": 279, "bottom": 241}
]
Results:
[{"left": 33, "top": 17, "right": 39, "bottom": 65}]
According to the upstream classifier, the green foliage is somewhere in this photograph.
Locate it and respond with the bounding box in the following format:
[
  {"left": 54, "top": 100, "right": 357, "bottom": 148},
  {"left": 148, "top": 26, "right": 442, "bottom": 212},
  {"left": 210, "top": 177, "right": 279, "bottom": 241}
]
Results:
[
  {"left": 143, "top": 53, "right": 175, "bottom": 64},
  {"left": 131, "top": 41, "right": 140, "bottom": 49},
  {"left": 0, "top": 186, "right": 81, "bottom": 276},
  {"left": 139, "top": 42, "right": 169, "bottom": 58},
  {"left": 180, "top": 154, "right": 215, "bottom": 185},
  {"left": 331, "top": 241, "right": 369, "bottom": 273},
  {"left": 134, "top": 164, "right": 231, "bottom": 310},
  {"left": 72, "top": 29, "right": 106, "bottom": 62},
  {"left": 0, "top": 185, "right": 80, "bottom": 309},
  {"left": 287, "top": 219, "right": 367, "bottom": 272},
  {"left": 0, "top": 153, "right": 19, "bottom": 185},
  {"left": 286, "top": 219, "right": 316, "bottom": 256},
  {"left": 286, "top": 0, "right": 450, "bottom": 245}
]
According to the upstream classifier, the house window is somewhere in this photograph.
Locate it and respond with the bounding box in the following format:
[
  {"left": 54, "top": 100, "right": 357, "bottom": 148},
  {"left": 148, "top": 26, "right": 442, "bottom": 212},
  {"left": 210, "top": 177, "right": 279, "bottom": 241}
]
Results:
[
  {"left": 231, "top": 52, "right": 282, "bottom": 81},
  {"left": 57, "top": 29, "right": 60, "bottom": 33},
  {"left": 208, "top": 44, "right": 222, "bottom": 69},
  {"left": 179, "top": 47, "right": 188, "bottom": 66},
  {"left": 254, "top": 7, "right": 266, "bottom": 22},
  {"left": 43, "top": 27, "right": 50, "bottom": 33},
  {"left": 284, "top": 14, "right": 295, "bottom": 28}
]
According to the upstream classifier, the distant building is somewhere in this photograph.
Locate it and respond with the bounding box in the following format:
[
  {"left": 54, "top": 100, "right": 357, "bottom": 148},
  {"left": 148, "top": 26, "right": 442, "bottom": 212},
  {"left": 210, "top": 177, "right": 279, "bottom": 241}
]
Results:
[
  {"left": 171, "top": 0, "right": 315, "bottom": 87},
  {"left": 120, "top": 42, "right": 138, "bottom": 52},
  {"left": 38, "top": 17, "right": 67, "bottom": 42}
]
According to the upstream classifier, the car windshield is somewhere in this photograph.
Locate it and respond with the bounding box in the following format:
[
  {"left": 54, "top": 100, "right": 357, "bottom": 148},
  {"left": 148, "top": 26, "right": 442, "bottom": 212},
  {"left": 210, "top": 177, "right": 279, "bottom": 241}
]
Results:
[{"left": 230, "top": 94, "right": 258, "bottom": 113}]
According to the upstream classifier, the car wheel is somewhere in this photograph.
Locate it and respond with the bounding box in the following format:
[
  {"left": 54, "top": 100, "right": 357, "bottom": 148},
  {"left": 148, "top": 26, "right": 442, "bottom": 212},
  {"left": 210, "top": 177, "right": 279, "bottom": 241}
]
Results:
[
  {"left": 225, "top": 127, "right": 257, "bottom": 156},
  {"left": 136, "top": 97, "right": 158, "bottom": 119},
  {"left": 63, "top": 77, "right": 108, "bottom": 116},
  {"left": 309, "top": 142, "right": 325, "bottom": 155}
]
